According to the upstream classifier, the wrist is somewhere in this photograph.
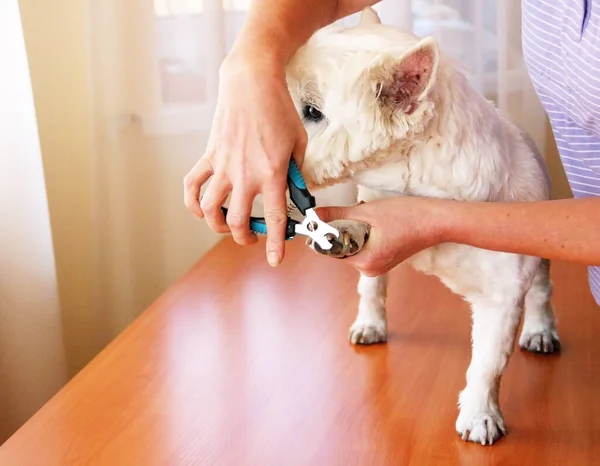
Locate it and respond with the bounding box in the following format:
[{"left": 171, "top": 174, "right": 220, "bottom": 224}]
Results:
[
  {"left": 221, "top": 41, "right": 287, "bottom": 86},
  {"left": 226, "top": 22, "right": 293, "bottom": 73},
  {"left": 422, "top": 198, "right": 463, "bottom": 245}
]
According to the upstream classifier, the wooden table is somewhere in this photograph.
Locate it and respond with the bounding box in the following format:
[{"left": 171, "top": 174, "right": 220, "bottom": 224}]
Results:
[{"left": 1, "top": 238, "right": 599, "bottom": 465}]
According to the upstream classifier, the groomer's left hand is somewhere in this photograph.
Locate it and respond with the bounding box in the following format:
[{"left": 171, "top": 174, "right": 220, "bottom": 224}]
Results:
[{"left": 315, "top": 197, "right": 447, "bottom": 277}]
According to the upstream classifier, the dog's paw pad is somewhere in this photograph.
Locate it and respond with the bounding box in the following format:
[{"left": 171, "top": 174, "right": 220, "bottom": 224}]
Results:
[
  {"left": 349, "top": 320, "right": 387, "bottom": 345},
  {"left": 519, "top": 330, "right": 561, "bottom": 354},
  {"left": 310, "top": 220, "right": 369, "bottom": 259},
  {"left": 456, "top": 413, "right": 506, "bottom": 446}
]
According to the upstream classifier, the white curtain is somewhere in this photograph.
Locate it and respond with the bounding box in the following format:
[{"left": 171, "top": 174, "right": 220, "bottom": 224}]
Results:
[
  {"left": 0, "top": 0, "right": 68, "bottom": 442},
  {"left": 1, "top": 0, "right": 548, "bottom": 442}
]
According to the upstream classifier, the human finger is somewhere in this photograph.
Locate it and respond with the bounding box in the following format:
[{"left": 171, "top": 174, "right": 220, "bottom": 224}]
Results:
[
  {"left": 183, "top": 157, "right": 214, "bottom": 218},
  {"left": 261, "top": 181, "right": 289, "bottom": 267},
  {"left": 200, "top": 176, "right": 231, "bottom": 234},
  {"left": 226, "top": 186, "right": 258, "bottom": 245},
  {"left": 313, "top": 205, "right": 350, "bottom": 223},
  {"left": 292, "top": 124, "right": 307, "bottom": 169}
]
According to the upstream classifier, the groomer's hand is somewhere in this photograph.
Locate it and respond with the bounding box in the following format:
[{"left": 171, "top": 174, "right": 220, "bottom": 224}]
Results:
[
  {"left": 315, "top": 197, "right": 447, "bottom": 276},
  {"left": 184, "top": 52, "right": 307, "bottom": 267}
]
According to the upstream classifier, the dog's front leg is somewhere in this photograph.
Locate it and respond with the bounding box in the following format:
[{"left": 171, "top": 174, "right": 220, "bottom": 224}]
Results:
[
  {"left": 309, "top": 186, "right": 391, "bottom": 343},
  {"left": 309, "top": 222, "right": 387, "bottom": 344},
  {"left": 455, "top": 296, "right": 524, "bottom": 445},
  {"left": 307, "top": 219, "right": 387, "bottom": 344},
  {"left": 310, "top": 219, "right": 370, "bottom": 259}
]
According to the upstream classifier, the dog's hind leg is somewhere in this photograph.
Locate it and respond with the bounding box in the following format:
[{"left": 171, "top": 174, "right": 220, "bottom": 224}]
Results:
[{"left": 519, "top": 258, "right": 561, "bottom": 353}]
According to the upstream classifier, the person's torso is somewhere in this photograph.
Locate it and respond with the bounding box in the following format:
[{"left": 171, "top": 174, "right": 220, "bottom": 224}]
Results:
[{"left": 522, "top": 0, "right": 600, "bottom": 305}]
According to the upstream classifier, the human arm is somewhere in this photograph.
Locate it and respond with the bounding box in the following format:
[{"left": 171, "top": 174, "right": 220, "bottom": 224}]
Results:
[
  {"left": 315, "top": 197, "right": 600, "bottom": 276},
  {"left": 183, "top": 0, "right": 380, "bottom": 267},
  {"left": 229, "top": 0, "right": 382, "bottom": 67}
]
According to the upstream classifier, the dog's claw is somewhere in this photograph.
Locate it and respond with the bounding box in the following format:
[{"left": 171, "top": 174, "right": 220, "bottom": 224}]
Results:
[
  {"left": 456, "top": 411, "right": 506, "bottom": 445},
  {"left": 519, "top": 330, "right": 561, "bottom": 354},
  {"left": 349, "top": 321, "right": 387, "bottom": 345},
  {"left": 310, "top": 220, "right": 370, "bottom": 259}
]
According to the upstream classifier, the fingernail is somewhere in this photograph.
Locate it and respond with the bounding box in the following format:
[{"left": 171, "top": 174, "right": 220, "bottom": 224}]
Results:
[{"left": 267, "top": 252, "right": 280, "bottom": 267}]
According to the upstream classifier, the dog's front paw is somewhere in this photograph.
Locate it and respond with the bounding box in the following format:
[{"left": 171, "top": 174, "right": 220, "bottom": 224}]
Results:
[
  {"left": 349, "top": 319, "right": 387, "bottom": 345},
  {"left": 519, "top": 329, "right": 561, "bottom": 354},
  {"left": 456, "top": 410, "right": 506, "bottom": 446},
  {"left": 308, "top": 220, "right": 370, "bottom": 259}
]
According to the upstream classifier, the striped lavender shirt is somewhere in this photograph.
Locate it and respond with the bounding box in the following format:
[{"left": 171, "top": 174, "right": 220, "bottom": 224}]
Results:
[{"left": 522, "top": 0, "right": 600, "bottom": 305}]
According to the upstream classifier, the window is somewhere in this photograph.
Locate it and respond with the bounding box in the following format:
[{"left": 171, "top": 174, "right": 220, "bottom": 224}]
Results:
[
  {"left": 154, "top": 0, "right": 250, "bottom": 17},
  {"left": 146, "top": 0, "right": 253, "bottom": 134}
]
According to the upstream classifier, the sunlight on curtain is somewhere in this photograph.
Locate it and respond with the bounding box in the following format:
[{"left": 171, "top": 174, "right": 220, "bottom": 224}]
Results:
[
  {"left": 87, "top": 0, "right": 548, "bottom": 342},
  {"left": 0, "top": 0, "right": 68, "bottom": 443}
]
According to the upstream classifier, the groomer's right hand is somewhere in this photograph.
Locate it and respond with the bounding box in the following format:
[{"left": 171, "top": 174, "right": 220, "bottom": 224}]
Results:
[{"left": 183, "top": 52, "right": 307, "bottom": 267}]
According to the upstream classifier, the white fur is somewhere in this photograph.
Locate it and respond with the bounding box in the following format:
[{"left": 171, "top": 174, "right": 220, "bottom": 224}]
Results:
[{"left": 284, "top": 8, "right": 560, "bottom": 445}]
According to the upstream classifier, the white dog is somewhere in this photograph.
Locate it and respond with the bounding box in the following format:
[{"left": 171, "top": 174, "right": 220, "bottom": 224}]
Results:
[{"left": 284, "top": 8, "right": 560, "bottom": 445}]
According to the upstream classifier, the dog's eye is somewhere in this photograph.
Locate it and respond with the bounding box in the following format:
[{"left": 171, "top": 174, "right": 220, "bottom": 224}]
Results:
[{"left": 302, "top": 104, "right": 324, "bottom": 123}]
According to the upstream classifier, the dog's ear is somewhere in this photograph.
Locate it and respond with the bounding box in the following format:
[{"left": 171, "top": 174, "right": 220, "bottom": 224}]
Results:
[
  {"left": 373, "top": 37, "right": 439, "bottom": 114},
  {"left": 359, "top": 7, "right": 382, "bottom": 26}
]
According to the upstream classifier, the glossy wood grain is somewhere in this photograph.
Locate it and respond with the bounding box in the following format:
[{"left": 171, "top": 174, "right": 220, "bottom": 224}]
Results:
[{"left": 0, "top": 237, "right": 599, "bottom": 465}]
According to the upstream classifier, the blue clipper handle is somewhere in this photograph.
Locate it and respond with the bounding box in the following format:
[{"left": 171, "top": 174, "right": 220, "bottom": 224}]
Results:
[
  {"left": 287, "top": 159, "right": 315, "bottom": 215},
  {"left": 220, "top": 207, "right": 298, "bottom": 240}
]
